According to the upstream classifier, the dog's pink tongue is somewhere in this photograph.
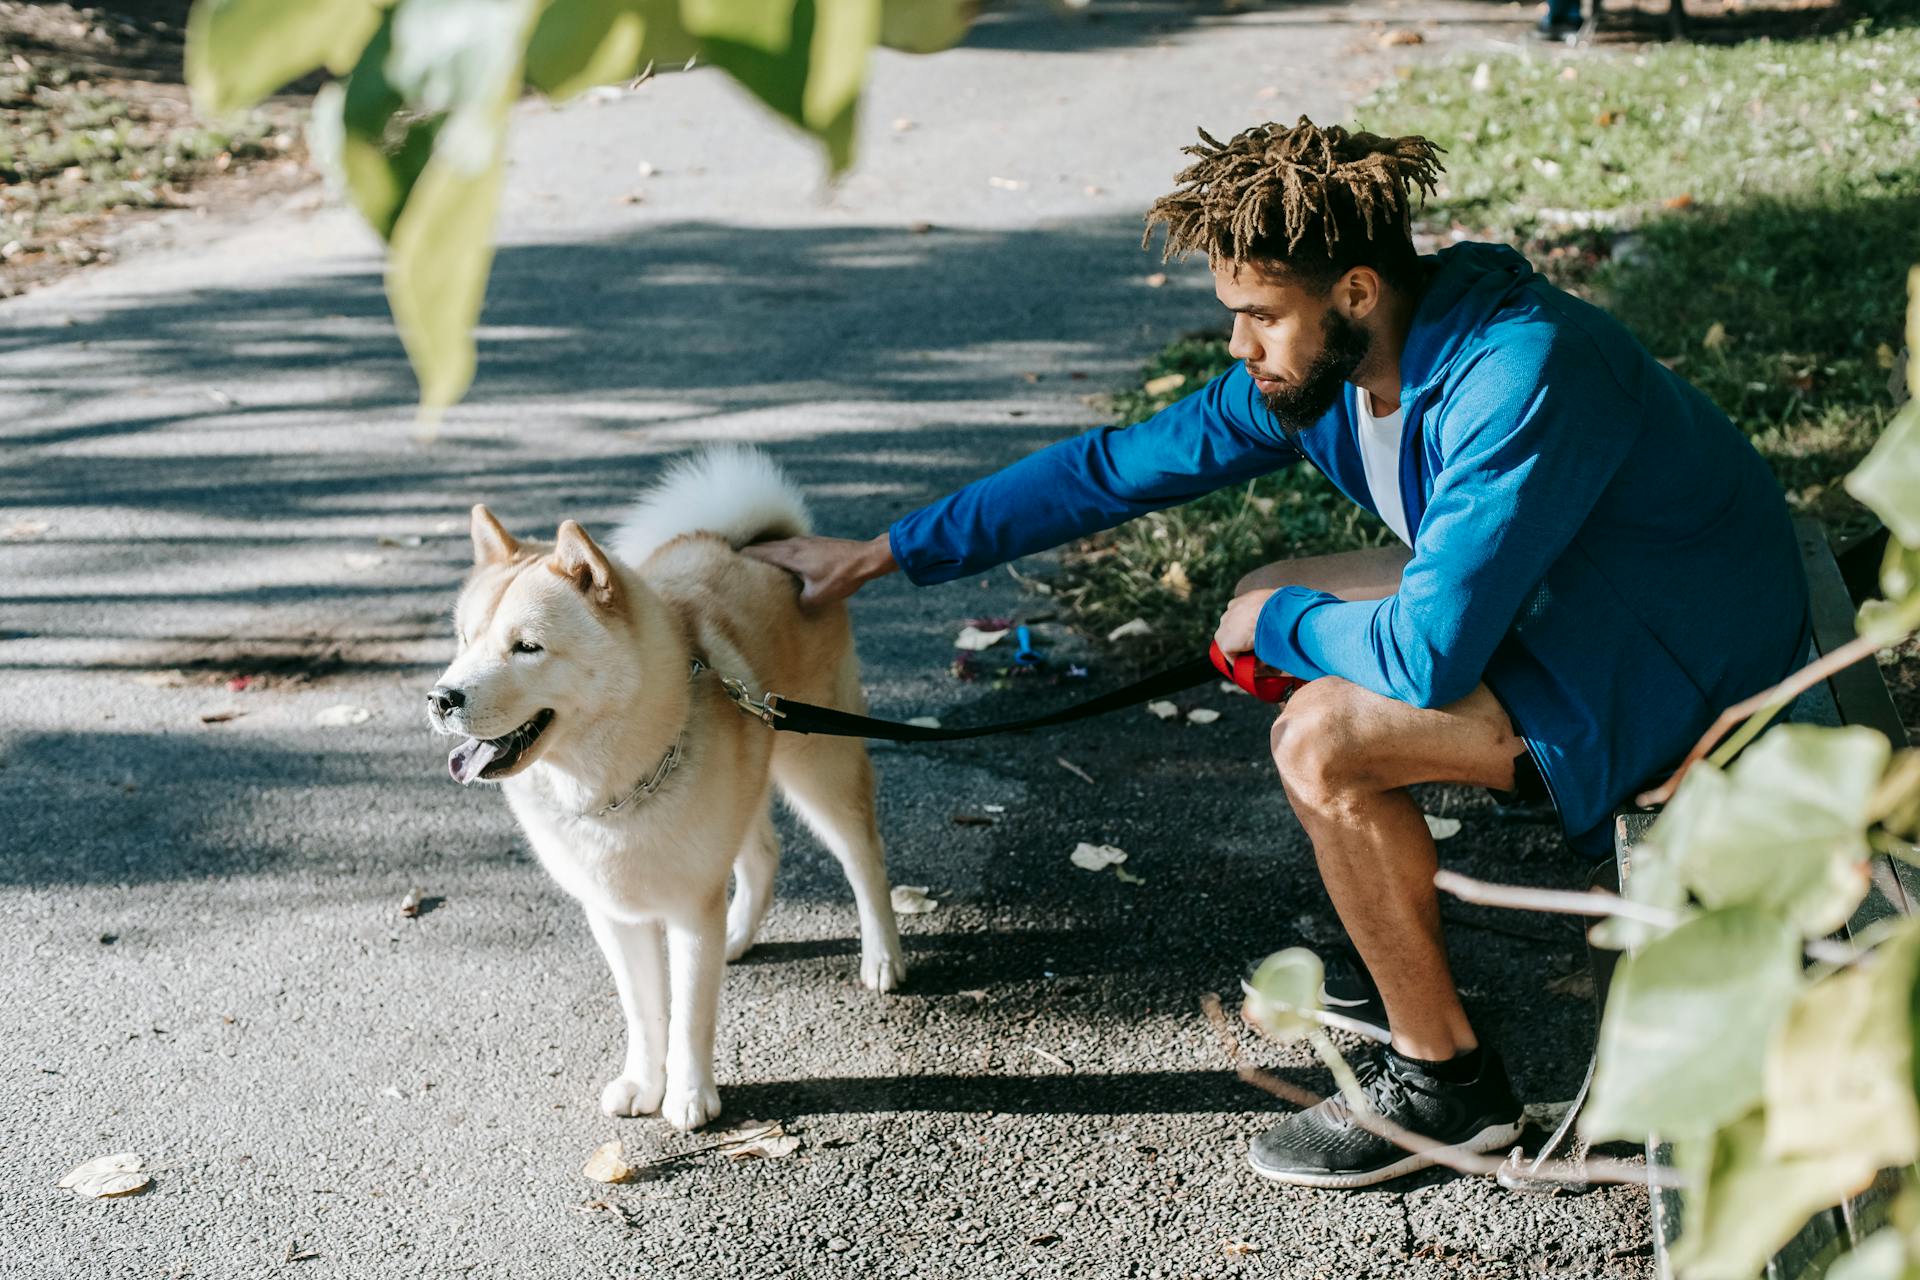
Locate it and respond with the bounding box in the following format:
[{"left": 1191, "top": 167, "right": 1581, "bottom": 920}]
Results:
[{"left": 448, "top": 737, "right": 499, "bottom": 785}]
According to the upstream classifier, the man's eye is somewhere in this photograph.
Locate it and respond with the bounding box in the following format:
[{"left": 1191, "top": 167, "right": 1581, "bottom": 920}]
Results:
[{"left": 511, "top": 639, "right": 544, "bottom": 655}]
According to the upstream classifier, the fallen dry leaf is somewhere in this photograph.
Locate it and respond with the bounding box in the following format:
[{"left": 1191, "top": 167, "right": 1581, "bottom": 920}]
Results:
[
  {"left": 1114, "top": 866, "right": 1147, "bottom": 886},
  {"left": 1146, "top": 700, "right": 1178, "bottom": 721},
  {"left": 1106, "top": 618, "right": 1153, "bottom": 642},
  {"left": 1664, "top": 192, "right": 1695, "bottom": 210},
  {"left": 3, "top": 518, "right": 50, "bottom": 540},
  {"left": 1142, "top": 372, "right": 1187, "bottom": 397},
  {"left": 891, "top": 885, "right": 939, "bottom": 915},
  {"left": 198, "top": 709, "right": 244, "bottom": 724},
  {"left": 315, "top": 705, "right": 372, "bottom": 727},
  {"left": 1186, "top": 708, "right": 1221, "bottom": 725},
  {"left": 59, "top": 1152, "right": 150, "bottom": 1199},
  {"left": 892, "top": 116, "right": 914, "bottom": 132},
  {"left": 399, "top": 891, "right": 423, "bottom": 918},
  {"left": 1378, "top": 27, "right": 1424, "bottom": 45},
  {"left": 954, "top": 626, "right": 1009, "bottom": 652},
  {"left": 1702, "top": 322, "right": 1728, "bottom": 351},
  {"left": 1224, "top": 1239, "right": 1264, "bottom": 1256},
  {"left": 582, "top": 1139, "right": 635, "bottom": 1184},
  {"left": 1143, "top": 272, "right": 1168, "bottom": 288},
  {"left": 1424, "top": 814, "right": 1462, "bottom": 840},
  {"left": 1159, "top": 560, "right": 1193, "bottom": 599},
  {"left": 1070, "top": 842, "right": 1127, "bottom": 872},
  {"left": 1469, "top": 62, "right": 1492, "bottom": 93}
]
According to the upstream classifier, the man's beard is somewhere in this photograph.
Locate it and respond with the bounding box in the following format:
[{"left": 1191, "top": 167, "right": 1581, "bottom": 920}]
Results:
[{"left": 1256, "top": 307, "right": 1372, "bottom": 440}]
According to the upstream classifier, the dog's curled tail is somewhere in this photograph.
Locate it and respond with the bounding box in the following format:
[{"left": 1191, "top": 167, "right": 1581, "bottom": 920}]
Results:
[{"left": 607, "top": 445, "right": 813, "bottom": 566}]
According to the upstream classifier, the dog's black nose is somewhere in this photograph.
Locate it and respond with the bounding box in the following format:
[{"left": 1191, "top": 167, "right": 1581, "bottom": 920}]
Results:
[{"left": 427, "top": 686, "right": 466, "bottom": 718}]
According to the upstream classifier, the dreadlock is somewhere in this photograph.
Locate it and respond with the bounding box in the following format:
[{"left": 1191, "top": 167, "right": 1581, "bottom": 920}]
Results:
[{"left": 1143, "top": 117, "right": 1446, "bottom": 292}]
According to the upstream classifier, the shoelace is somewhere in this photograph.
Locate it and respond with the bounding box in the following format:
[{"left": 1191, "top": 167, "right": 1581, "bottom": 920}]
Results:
[{"left": 1321, "top": 1053, "right": 1420, "bottom": 1129}]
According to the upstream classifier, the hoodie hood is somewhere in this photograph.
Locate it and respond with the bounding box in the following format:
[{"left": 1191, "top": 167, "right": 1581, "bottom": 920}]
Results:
[{"left": 1400, "top": 242, "right": 1539, "bottom": 408}]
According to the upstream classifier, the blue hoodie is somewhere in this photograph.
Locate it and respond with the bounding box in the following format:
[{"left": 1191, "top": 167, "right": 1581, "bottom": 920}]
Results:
[{"left": 888, "top": 242, "right": 1812, "bottom": 856}]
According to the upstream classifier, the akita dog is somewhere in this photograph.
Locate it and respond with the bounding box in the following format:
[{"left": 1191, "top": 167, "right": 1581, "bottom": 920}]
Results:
[{"left": 426, "top": 446, "right": 907, "bottom": 1131}]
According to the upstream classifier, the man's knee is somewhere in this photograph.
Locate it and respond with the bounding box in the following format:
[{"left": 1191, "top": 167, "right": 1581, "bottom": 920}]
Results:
[{"left": 1268, "top": 679, "right": 1360, "bottom": 802}]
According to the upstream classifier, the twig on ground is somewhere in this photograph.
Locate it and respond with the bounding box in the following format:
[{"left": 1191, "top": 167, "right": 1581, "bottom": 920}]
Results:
[
  {"left": 1056, "top": 756, "right": 1096, "bottom": 785},
  {"left": 1200, "top": 994, "right": 1684, "bottom": 1189}
]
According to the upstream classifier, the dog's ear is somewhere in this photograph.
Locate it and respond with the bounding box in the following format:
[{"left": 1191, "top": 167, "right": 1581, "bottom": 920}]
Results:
[
  {"left": 471, "top": 505, "right": 520, "bottom": 566},
  {"left": 553, "top": 520, "right": 619, "bottom": 610}
]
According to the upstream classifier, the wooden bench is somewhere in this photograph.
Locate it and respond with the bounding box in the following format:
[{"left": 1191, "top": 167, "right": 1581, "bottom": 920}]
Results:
[{"left": 1613, "top": 518, "right": 1916, "bottom": 1277}]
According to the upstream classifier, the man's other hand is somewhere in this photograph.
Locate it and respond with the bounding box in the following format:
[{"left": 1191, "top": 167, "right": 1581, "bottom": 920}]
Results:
[
  {"left": 742, "top": 533, "right": 898, "bottom": 608},
  {"left": 1214, "top": 587, "right": 1279, "bottom": 658}
]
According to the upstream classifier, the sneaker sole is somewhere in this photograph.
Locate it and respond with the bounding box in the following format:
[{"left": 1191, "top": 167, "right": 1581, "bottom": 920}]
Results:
[{"left": 1245, "top": 1118, "right": 1526, "bottom": 1190}]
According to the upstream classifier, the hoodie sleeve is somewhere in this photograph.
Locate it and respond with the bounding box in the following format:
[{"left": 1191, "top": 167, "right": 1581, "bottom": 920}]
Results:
[
  {"left": 889, "top": 363, "right": 1304, "bottom": 585},
  {"left": 1252, "top": 335, "right": 1643, "bottom": 708}
]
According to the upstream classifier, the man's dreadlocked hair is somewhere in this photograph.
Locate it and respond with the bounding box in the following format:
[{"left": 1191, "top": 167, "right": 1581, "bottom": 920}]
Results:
[{"left": 1143, "top": 117, "right": 1445, "bottom": 294}]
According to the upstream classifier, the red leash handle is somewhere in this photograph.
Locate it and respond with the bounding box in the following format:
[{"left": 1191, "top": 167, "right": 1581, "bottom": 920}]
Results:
[{"left": 1208, "top": 640, "right": 1303, "bottom": 705}]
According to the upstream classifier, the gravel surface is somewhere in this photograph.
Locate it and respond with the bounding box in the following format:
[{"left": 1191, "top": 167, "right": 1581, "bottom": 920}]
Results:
[{"left": 1, "top": 3, "right": 1654, "bottom": 1275}]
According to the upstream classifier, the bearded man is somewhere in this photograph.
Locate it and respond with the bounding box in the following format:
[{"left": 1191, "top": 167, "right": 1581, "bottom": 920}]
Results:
[{"left": 745, "top": 118, "right": 1811, "bottom": 1187}]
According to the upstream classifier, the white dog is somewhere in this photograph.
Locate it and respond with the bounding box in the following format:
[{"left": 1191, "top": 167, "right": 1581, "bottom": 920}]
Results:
[{"left": 427, "top": 447, "right": 907, "bottom": 1131}]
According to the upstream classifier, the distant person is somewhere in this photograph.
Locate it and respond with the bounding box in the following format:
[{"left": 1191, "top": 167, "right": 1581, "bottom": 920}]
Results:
[
  {"left": 1539, "top": 0, "right": 1584, "bottom": 38},
  {"left": 745, "top": 118, "right": 1809, "bottom": 1188}
]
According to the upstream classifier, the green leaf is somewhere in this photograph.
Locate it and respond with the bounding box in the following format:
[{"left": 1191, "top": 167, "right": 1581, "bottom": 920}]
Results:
[
  {"left": 1663, "top": 725, "right": 1890, "bottom": 938},
  {"left": 1764, "top": 924, "right": 1920, "bottom": 1172},
  {"left": 311, "top": 13, "right": 446, "bottom": 241},
  {"left": 186, "top": 0, "right": 383, "bottom": 114},
  {"left": 1859, "top": 538, "right": 1920, "bottom": 647},
  {"left": 388, "top": 146, "right": 507, "bottom": 412},
  {"left": 387, "top": 0, "right": 541, "bottom": 175},
  {"left": 526, "top": 0, "right": 694, "bottom": 101},
  {"left": 1847, "top": 399, "right": 1920, "bottom": 547},
  {"left": 684, "top": 0, "right": 881, "bottom": 172},
  {"left": 1582, "top": 907, "right": 1800, "bottom": 1142},
  {"left": 1671, "top": 1110, "right": 1882, "bottom": 1280},
  {"left": 1591, "top": 847, "right": 1690, "bottom": 951},
  {"left": 1241, "top": 947, "right": 1324, "bottom": 1044},
  {"left": 1826, "top": 1228, "right": 1917, "bottom": 1280},
  {"left": 879, "top": 0, "right": 973, "bottom": 53}
]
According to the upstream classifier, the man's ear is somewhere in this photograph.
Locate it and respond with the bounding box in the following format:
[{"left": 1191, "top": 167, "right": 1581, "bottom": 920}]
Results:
[
  {"left": 471, "top": 504, "right": 520, "bottom": 566},
  {"left": 1337, "top": 266, "right": 1383, "bottom": 322},
  {"left": 553, "top": 520, "right": 619, "bottom": 610}
]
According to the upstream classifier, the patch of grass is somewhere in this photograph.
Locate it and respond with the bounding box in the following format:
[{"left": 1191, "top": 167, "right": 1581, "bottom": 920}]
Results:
[
  {"left": 0, "top": 51, "right": 288, "bottom": 272},
  {"left": 1058, "top": 22, "right": 1920, "bottom": 658}
]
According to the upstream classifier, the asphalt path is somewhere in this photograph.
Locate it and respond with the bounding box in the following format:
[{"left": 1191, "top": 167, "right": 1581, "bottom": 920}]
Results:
[{"left": 1, "top": 2, "right": 1654, "bottom": 1275}]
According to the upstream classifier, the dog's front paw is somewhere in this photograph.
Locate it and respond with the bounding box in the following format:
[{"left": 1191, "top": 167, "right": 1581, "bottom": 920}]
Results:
[
  {"left": 660, "top": 1077, "right": 721, "bottom": 1132},
  {"left": 599, "top": 1071, "right": 665, "bottom": 1118},
  {"left": 861, "top": 948, "right": 908, "bottom": 993},
  {"left": 724, "top": 925, "right": 755, "bottom": 963}
]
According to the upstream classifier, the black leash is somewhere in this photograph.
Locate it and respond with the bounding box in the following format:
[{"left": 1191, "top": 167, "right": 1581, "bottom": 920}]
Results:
[{"left": 718, "top": 657, "right": 1219, "bottom": 742}]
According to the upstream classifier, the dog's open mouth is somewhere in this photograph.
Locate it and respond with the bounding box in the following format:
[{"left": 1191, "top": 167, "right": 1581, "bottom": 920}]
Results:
[{"left": 448, "top": 709, "right": 555, "bottom": 785}]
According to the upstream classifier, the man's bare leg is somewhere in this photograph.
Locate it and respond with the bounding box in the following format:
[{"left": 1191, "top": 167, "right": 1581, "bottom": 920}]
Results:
[
  {"left": 1237, "top": 542, "right": 1518, "bottom": 1060},
  {"left": 1270, "top": 678, "right": 1526, "bottom": 1060}
]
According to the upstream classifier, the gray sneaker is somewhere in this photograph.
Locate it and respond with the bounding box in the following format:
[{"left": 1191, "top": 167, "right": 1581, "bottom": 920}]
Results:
[{"left": 1248, "top": 1046, "right": 1525, "bottom": 1188}]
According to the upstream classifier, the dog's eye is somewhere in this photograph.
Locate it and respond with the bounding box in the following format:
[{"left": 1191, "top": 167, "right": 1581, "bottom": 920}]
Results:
[{"left": 511, "top": 639, "right": 544, "bottom": 656}]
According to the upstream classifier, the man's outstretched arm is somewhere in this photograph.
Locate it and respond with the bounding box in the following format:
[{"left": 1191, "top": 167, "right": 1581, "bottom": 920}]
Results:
[{"left": 745, "top": 363, "right": 1301, "bottom": 605}]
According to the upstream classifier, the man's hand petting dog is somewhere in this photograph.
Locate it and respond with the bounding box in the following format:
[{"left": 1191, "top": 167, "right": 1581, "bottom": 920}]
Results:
[
  {"left": 1215, "top": 587, "right": 1279, "bottom": 660},
  {"left": 742, "top": 532, "right": 897, "bottom": 608}
]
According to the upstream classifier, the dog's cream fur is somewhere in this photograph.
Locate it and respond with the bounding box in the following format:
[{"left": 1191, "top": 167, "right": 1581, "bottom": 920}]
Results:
[{"left": 429, "top": 447, "right": 905, "bottom": 1131}]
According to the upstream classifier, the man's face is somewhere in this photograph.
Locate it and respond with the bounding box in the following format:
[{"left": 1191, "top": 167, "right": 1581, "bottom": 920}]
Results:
[{"left": 1213, "top": 261, "right": 1371, "bottom": 437}]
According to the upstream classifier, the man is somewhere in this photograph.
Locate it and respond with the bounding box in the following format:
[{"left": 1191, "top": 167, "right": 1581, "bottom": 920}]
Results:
[{"left": 744, "top": 119, "right": 1810, "bottom": 1187}]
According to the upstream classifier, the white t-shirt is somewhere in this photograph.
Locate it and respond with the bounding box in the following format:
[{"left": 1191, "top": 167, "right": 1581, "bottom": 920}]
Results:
[{"left": 1354, "top": 386, "right": 1412, "bottom": 547}]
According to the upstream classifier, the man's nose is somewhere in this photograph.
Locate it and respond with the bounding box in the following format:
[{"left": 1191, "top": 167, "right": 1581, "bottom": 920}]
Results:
[
  {"left": 427, "top": 686, "right": 466, "bottom": 718},
  {"left": 1227, "top": 314, "right": 1259, "bottom": 363}
]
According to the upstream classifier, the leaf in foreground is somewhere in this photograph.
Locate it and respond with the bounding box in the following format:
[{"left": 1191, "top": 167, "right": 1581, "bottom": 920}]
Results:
[
  {"left": 1241, "top": 947, "right": 1324, "bottom": 1044},
  {"left": 1582, "top": 907, "right": 1800, "bottom": 1142},
  {"left": 1846, "top": 398, "right": 1920, "bottom": 547},
  {"left": 1671, "top": 1110, "right": 1881, "bottom": 1280}
]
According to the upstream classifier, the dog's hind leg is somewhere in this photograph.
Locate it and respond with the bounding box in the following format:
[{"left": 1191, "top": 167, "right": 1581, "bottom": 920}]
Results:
[
  {"left": 772, "top": 737, "right": 906, "bottom": 993},
  {"left": 585, "top": 909, "right": 668, "bottom": 1118},
  {"left": 725, "top": 805, "right": 781, "bottom": 962}
]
